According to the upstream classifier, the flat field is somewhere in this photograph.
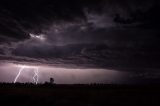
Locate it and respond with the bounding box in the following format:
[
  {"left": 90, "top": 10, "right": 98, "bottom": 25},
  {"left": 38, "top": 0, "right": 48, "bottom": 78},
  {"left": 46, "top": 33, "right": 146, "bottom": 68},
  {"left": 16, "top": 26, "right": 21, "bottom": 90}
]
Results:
[{"left": 0, "top": 84, "right": 160, "bottom": 106}]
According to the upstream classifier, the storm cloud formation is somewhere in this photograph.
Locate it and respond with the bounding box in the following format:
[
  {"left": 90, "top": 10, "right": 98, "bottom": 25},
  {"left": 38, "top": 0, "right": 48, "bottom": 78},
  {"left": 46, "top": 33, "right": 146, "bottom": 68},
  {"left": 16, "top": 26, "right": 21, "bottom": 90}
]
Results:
[{"left": 0, "top": 0, "right": 160, "bottom": 74}]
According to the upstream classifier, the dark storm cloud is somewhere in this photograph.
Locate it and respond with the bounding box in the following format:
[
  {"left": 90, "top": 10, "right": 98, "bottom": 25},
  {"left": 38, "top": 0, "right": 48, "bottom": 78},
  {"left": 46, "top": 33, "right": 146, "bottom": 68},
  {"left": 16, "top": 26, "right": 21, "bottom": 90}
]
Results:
[
  {"left": 0, "top": 0, "right": 104, "bottom": 43},
  {"left": 0, "top": 0, "right": 158, "bottom": 42},
  {"left": 0, "top": 0, "right": 160, "bottom": 73},
  {"left": 11, "top": 41, "right": 160, "bottom": 71}
]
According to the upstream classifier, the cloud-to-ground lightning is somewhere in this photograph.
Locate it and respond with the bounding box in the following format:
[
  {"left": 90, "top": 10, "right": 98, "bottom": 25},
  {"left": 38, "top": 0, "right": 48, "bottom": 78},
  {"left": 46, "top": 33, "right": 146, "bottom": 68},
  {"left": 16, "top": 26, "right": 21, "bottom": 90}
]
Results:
[
  {"left": 14, "top": 65, "right": 39, "bottom": 84},
  {"left": 33, "top": 67, "right": 39, "bottom": 84},
  {"left": 14, "top": 66, "right": 25, "bottom": 83}
]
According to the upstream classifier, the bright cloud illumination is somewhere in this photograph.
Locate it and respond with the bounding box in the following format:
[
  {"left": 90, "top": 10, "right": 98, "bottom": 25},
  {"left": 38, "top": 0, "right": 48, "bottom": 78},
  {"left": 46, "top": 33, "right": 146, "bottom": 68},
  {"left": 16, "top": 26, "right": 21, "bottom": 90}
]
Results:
[{"left": 30, "top": 33, "right": 46, "bottom": 41}]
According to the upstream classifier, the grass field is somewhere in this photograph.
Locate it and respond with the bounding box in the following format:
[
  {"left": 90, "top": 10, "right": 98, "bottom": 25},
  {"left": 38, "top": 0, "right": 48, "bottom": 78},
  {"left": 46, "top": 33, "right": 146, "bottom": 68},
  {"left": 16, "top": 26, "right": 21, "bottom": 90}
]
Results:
[{"left": 0, "top": 83, "right": 160, "bottom": 106}]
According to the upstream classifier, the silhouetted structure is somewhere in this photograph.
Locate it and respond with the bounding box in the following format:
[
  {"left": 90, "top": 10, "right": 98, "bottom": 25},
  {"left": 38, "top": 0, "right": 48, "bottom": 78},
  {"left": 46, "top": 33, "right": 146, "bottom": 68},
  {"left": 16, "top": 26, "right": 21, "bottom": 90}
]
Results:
[{"left": 50, "top": 78, "right": 54, "bottom": 84}]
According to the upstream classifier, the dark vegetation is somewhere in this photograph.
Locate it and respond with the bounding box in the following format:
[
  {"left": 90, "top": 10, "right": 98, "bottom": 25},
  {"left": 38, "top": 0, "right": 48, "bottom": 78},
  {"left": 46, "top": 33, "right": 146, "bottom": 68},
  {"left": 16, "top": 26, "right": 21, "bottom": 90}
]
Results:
[{"left": 0, "top": 83, "right": 160, "bottom": 106}]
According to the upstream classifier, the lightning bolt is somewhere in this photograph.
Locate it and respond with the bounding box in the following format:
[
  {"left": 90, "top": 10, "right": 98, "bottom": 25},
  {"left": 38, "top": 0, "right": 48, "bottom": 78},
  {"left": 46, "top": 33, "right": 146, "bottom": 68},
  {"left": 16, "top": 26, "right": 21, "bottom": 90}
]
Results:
[
  {"left": 14, "top": 65, "right": 39, "bottom": 84},
  {"left": 33, "top": 67, "right": 39, "bottom": 84},
  {"left": 14, "top": 66, "right": 25, "bottom": 83}
]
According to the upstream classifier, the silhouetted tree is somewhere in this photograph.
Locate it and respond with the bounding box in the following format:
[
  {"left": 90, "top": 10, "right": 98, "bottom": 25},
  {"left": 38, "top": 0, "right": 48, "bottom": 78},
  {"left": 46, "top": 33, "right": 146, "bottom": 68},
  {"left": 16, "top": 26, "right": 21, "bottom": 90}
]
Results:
[{"left": 50, "top": 78, "right": 54, "bottom": 84}]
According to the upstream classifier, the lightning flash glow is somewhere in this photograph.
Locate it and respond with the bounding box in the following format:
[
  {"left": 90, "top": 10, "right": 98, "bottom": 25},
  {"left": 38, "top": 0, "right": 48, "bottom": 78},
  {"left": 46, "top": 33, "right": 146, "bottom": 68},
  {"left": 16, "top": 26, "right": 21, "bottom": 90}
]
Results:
[
  {"left": 30, "top": 33, "right": 45, "bottom": 41},
  {"left": 14, "top": 65, "right": 39, "bottom": 84}
]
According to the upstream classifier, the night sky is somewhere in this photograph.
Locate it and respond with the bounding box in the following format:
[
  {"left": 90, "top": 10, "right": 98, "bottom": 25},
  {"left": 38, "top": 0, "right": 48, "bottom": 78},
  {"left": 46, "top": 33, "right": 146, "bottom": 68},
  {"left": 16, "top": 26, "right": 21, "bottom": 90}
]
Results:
[{"left": 0, "top": 0, "right": 160, "bottom": 84}]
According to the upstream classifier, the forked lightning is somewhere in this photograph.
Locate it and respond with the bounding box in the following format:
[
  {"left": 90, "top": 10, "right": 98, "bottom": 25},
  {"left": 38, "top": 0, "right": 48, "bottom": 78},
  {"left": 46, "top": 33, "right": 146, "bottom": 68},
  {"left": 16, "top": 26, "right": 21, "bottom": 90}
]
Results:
[{"left": 14, "top": 65, "right": 39, "bottom": 84}]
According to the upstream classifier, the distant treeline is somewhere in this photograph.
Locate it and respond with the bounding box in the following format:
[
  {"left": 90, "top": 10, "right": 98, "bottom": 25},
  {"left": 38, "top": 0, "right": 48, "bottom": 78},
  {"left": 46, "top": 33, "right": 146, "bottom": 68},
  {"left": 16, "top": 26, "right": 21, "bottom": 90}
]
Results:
[{"left": 0, "top": 82, "right": 160, "bottom": 89}]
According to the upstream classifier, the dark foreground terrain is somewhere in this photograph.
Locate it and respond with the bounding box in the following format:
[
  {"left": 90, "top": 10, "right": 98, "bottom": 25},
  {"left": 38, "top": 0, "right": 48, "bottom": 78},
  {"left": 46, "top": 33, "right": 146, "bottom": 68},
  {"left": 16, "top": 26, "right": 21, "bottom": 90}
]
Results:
[{"left": 0, "top": 83, "right": 160, "bottom": 106}]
